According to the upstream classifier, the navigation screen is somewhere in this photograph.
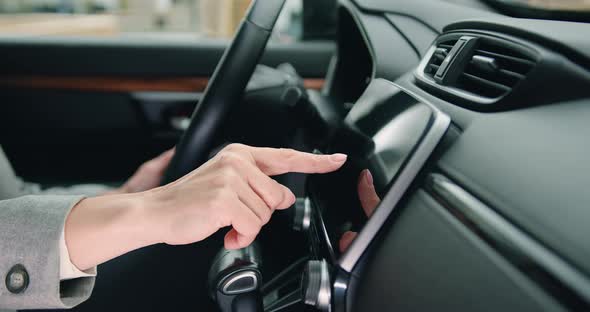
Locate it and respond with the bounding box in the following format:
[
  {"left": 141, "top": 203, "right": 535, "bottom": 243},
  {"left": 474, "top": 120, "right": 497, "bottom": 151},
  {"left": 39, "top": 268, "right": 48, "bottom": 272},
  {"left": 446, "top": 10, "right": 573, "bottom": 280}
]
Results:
[{"left": 307, "top": 81, "right": 443, "bottom": 263}]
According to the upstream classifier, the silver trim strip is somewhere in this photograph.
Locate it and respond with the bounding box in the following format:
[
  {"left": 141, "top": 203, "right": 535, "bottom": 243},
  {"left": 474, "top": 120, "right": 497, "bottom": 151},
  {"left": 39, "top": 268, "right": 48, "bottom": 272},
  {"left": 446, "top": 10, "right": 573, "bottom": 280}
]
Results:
[
  {"left": 318, "top": 260, "right": 332, "bottom": 312},
  {"left": 338, "top": 86, "right": 451, "bottom": 272},
  {"left": 428, "top": 173, "right": 590, "bottom": 304},
  {"left": 222, "top": 271, "right": 259, "bottom": 295},
  {"left": 302, "top": 197, "right": 312, "bottom": 232}
]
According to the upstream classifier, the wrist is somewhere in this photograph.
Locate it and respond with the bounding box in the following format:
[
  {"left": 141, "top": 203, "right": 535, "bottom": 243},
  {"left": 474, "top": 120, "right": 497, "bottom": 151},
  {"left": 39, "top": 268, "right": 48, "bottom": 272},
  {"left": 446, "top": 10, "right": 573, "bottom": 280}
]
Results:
[
  {"left": 130, "top": 189, "right": 165, "bottom": 245},
  {"left": 136, "top": 186, "right": 174, "bottom": 245},
  {"left": 65, "top": 192, "right": 157, "bottom": 270}
]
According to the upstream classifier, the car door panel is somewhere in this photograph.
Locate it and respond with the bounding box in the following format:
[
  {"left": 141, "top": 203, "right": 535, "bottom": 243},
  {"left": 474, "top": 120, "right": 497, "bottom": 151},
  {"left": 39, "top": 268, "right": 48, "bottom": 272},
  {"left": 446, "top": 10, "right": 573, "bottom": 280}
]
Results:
[
  {"left": 0, "top": 39, "right": 334, "bottom": 183},
  {"left": 0, "top": 38, "right": 334, "bottom": 77}
]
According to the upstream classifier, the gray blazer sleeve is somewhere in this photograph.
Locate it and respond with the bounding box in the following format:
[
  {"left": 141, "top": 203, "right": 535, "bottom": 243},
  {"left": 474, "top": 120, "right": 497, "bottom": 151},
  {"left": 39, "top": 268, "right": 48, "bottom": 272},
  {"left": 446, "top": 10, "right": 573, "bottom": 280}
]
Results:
[{"left": 0, "top": 195, "right": 96, "bottom": 310}]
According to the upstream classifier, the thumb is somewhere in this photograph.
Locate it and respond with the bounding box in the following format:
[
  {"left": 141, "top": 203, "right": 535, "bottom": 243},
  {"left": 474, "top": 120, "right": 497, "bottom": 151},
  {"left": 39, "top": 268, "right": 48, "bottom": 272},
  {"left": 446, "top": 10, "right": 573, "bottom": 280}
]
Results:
[
  {"left": 157, "top": 148, "right": 176, "bottom": 163},
  {"left": 150, "top": 148, "right": 175, "bottom": 172},
  {"left": 339, "top": 231, "right": 358, "bottom": 253},
  {"left": 358, "top": 170, "right": 380, "bottom": 217}
]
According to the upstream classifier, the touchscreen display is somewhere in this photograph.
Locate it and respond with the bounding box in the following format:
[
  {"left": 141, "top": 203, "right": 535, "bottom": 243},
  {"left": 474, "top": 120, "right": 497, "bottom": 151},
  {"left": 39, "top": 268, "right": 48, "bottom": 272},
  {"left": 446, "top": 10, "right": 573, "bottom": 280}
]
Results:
[{"left": 307, "top": 81, "right": 440, "bottom": 263}]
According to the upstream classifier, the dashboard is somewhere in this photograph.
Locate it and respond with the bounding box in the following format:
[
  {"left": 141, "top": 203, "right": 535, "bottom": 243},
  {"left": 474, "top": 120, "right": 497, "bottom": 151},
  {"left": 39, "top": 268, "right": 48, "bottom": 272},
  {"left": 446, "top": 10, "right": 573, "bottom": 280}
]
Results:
[{"left": 292, "top": 1, "right": 590, "bottom": 312}]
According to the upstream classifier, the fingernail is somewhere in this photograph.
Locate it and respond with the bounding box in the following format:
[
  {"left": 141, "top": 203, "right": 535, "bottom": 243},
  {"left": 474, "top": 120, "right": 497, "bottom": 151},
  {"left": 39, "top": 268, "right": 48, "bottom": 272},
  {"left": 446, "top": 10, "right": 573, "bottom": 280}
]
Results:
[
  {"left": 330, "top": 153, "right": 348, "bottom": 163},
  {"left": 364, "top": 169, "right": 373, "bottom": 186}
]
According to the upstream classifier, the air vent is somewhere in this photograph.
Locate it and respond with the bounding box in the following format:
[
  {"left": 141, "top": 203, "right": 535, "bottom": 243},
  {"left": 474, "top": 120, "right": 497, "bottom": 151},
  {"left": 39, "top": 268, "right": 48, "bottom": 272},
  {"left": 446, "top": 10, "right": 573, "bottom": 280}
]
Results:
[
  {"left": 424, "top": 39, "right": 458, "bottom": 78},
  {"left": 456, "top": 40, "right": 537, "bottom": 98},
  {"left": 416, "top": 34, "right": 539, "bottom": 105}
]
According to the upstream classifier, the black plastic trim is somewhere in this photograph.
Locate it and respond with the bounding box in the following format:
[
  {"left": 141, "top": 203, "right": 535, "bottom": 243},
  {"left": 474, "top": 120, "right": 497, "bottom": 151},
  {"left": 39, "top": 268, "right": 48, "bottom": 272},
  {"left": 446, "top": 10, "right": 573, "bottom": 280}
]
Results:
[{"left": 426, "top": 173, "right": 590, "bottom": 310}]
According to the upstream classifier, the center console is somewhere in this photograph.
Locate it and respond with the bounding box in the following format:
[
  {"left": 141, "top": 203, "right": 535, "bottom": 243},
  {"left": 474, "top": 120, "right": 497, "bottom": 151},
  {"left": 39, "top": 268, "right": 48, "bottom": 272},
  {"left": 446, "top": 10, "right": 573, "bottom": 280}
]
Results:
[{"left": 209, "top": 79, "right": 450, "bottom": 312}]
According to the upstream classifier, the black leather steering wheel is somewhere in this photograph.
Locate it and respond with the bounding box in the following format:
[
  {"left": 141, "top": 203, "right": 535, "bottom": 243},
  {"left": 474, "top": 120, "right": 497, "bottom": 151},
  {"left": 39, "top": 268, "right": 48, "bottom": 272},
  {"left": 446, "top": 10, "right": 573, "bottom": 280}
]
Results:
[{"left": 163, "top": 0, "right": 287, "bottom": 184}]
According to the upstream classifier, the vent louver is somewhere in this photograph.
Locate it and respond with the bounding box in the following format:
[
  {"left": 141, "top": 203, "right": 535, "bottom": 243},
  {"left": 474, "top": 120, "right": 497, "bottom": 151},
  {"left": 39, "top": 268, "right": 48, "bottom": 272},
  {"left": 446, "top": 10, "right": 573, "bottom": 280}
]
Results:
[
  {"left": 417, "top": 34, "right": 538, "bottom": 104},
  {"left": 424, "top": 39, "right": 458, "bottom": 79},
  {"left": 456, "top": 40, "right": 537, "bottom": 98}
]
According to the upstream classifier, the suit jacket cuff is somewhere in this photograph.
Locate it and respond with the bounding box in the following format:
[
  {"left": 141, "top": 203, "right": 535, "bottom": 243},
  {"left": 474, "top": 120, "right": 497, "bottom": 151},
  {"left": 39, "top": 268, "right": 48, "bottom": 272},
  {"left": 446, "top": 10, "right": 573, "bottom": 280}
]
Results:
[{"left": 0, "top": 195, "right": 96, "bottom": 310}]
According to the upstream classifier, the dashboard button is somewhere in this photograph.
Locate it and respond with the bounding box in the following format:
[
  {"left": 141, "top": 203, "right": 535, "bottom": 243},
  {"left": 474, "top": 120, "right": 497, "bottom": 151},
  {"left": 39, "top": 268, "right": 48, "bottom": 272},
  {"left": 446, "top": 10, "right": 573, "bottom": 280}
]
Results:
[{"left": 293, "top": 197, "right": 311, "bottom": 232}]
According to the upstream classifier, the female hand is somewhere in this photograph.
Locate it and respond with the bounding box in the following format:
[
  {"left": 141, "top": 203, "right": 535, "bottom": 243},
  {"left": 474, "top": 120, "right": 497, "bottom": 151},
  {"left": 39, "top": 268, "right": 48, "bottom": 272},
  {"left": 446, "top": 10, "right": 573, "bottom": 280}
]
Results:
[
  {"left": 66, "top": 144, "right": 348, "bottom": 270},
  {"left": 147, "top": 144, "right": 348, "bottom": 249}
]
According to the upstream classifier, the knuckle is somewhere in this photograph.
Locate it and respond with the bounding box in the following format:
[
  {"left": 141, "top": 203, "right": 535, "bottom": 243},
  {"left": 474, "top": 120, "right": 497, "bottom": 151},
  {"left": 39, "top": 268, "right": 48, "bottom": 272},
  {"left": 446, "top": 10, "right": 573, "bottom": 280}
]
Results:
[
  {"left": 267, "top": 195, "right": 282, "bottom": 210},
  {"left": 261, "top": 211, "right": 272, "bottom": 225},
  {"left": 247, "top": 223, "right": 262, "bottom": 236},
  {"left": 211, "top": 188, "right": 233, "bottom": 206},
  {"left": 248, "top": 213, "right": 264, "bottom": 229},
  {"left": 208, "top": 190, "right": 225, "bottom": 209},
  {"left": 218, "top": 152, "right": 242, "bottom": 168},
  {"left": 311, "top": 154, "right": 324, "bottom": 169},
  {"left": 211, "top": 174, "right": 228, "bottom": 187},
  {"left": 222, "top": 167, "right": 239, "bottom": 182},
  {"left": 267, "top": 181, "right": 286, "bottom": 208},
  {"left": 236, "top": 222, "right": 260, "bottom": 237},
  {"left": 224, "top": 143, "right": 245, "bottom": 153}
]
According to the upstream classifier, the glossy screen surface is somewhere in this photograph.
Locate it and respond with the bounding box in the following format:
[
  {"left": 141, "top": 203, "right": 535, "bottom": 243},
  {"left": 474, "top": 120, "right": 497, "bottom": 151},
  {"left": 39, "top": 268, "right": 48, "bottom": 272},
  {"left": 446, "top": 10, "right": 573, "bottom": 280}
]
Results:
[{"left": 308, "top": 82, "right": 435, "bottom": 262}]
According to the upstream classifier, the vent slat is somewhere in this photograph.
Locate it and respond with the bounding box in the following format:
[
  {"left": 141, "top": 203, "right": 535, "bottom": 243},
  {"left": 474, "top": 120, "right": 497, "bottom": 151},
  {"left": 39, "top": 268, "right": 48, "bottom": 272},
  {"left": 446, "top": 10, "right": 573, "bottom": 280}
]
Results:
[
  {"left": 458, "top": 72, "right": 511, "bottom": 98},
  {"left": 462, "top": 73, "right": 511, "bottom": 92},
  {"left": 460, "top": 41, "right": 535, "bottom": 98},
  {"left": 499, "top": 69, "right": 526, "bottom": 80},
  {"left": 425, "top": 64, "right": 440, "bottom": 75},
  {"left": 425, "top": 40, "right": 457, "bottom": 79},
  {"left": 439, "top": 39, "right": 457, "bottom": 50},
  {"left": 474, "top": 50, "right": 535, "bottom": 69},
  {"left": 464, "top": 62, "right": 527, "bottom": 88},
  {"left": 433, "top": 53, "right": 446, "bottom": 63}
]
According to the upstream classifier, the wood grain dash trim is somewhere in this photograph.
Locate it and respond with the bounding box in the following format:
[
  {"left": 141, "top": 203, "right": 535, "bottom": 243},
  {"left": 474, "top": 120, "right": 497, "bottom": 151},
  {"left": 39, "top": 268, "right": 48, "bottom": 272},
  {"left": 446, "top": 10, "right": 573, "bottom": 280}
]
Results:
[
  {"left": 302, "top": 78, "right": 325, "bottom": 91},
  {"left": 0, "top": 76, "right": 325, "bottom": 93}
]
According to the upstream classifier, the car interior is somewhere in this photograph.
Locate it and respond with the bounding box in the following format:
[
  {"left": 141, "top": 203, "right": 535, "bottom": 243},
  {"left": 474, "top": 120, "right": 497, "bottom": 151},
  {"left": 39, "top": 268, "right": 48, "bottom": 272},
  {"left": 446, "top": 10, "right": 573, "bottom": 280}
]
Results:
[{"left": 1, "top": 0, "right": 589, "bottom": 311}]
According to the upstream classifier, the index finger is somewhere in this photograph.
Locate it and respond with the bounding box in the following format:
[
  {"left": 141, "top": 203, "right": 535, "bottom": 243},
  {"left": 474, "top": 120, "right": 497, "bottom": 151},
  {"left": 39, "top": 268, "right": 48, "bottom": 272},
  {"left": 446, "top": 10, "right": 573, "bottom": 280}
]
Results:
[{"left": 245, "top": 147, "right": 347, "bottom": 176}]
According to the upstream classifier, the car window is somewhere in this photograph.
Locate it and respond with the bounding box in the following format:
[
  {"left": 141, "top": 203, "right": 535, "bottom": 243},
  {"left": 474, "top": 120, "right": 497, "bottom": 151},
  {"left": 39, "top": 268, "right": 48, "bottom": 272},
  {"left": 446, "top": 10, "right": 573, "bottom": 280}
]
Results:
[{"left": 0, "top": 0, "right": 305, "bottom": 42}]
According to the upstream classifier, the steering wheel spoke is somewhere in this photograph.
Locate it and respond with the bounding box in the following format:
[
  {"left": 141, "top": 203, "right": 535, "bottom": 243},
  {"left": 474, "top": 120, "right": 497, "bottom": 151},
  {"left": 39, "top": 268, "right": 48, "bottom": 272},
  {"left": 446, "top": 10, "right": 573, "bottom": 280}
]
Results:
[{"left": 163, "top": 0, "right": 287, "bottom": 184}]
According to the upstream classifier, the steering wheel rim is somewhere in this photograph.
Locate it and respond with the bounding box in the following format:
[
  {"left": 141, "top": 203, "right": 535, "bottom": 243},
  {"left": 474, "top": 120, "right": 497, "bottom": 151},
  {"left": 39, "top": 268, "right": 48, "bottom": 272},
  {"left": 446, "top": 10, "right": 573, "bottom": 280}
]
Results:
[{"left": 163, "top": 0, "right": 287, "bottom": 184}]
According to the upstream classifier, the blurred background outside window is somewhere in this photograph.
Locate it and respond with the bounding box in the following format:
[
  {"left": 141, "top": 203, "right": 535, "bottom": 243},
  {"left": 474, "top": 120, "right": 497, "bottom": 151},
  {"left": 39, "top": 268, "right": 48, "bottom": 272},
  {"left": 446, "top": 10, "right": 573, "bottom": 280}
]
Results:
[{"left": 0, "top": 0, "right": 306, "bottom": 42}]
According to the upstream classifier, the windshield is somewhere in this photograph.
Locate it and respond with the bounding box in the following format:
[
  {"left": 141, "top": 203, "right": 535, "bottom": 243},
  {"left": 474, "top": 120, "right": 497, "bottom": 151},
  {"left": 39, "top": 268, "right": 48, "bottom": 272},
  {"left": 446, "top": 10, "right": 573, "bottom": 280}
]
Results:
[{"left": 486, "top": 0, "right": 590, "bottom": 22}]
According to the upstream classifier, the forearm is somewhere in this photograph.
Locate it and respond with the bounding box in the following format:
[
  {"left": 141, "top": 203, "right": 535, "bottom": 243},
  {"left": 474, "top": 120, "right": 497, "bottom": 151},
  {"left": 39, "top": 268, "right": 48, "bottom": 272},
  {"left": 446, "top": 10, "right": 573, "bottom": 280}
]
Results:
[{"left": 65, "top": 192, "right": 158, "bottom": 271}]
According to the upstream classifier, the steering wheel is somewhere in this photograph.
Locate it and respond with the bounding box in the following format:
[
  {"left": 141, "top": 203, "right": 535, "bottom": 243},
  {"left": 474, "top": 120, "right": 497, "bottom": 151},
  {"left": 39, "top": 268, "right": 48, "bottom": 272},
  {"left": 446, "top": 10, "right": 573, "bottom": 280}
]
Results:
[{"left": 163, "top": 0, "right": 287, "bottom": 184}]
